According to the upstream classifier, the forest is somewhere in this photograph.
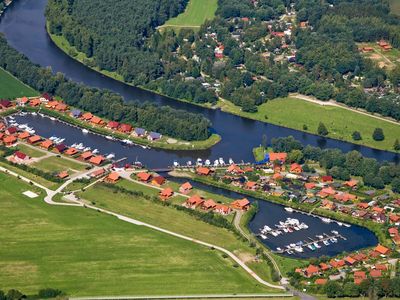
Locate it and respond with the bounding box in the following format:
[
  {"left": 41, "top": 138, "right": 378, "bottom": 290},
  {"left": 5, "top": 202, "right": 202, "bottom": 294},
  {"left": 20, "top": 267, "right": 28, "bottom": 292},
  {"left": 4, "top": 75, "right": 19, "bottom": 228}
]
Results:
[
  {"left": 45, "top": 0, "right": 400, "bottom": 120},
  {"left": 0, "top": 34, "right": 211, "bottom": 141}
]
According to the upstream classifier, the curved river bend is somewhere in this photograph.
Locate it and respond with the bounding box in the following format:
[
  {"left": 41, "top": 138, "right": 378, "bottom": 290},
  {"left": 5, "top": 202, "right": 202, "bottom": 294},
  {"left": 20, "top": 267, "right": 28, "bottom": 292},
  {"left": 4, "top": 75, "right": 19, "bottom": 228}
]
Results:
[
  {"left": 0, "top": 0, "right": 381, "bottom": 258},
  {"left": 0, "top": 0, "right": 399, "bottom": 165}
]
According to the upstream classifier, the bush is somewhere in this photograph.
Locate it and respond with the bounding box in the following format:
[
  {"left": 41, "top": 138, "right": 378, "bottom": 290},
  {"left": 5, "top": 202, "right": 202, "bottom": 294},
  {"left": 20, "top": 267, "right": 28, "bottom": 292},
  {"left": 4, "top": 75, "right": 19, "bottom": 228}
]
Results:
[
  {"left": 372, "top": 127, "right": 385, "bottom": 141},
  {"left": 317, "top": 122, "right": 328, "bottom": 136},
  {"left": 352, "top": 131, "right": 362, "bottom": 140},
  {"left": 38, "top": 288, "right": 63, "bottom": 298}
]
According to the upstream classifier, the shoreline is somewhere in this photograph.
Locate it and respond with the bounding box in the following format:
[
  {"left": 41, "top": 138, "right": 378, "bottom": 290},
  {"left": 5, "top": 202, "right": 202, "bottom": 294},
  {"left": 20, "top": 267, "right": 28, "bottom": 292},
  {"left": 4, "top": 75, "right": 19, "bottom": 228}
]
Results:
[
  {"left": 169, "top": 170, "right": 384, "bottom": 250},
  {"left": 15, "top": 106, "right": 221, "bottom": 151},
  {"left": 46, "top": 28, "right": 400, "bottom": 154}
]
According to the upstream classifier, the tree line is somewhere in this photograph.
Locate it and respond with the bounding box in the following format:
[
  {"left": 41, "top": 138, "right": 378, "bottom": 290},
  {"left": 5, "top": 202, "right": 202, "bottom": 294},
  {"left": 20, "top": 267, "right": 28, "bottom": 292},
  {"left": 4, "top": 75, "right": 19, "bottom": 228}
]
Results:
[
  {"left": 271, "top": 136, "right": 400, "bottom": 193},
  {"left": 0, "top": 34, "right": 212, "bottom": 141}
]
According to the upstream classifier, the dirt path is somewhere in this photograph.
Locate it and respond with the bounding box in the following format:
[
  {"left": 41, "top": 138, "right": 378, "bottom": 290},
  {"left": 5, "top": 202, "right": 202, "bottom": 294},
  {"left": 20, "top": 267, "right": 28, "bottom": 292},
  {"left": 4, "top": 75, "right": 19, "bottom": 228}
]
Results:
[{"left": 290, "top": 93, "right": 400, "bottom": 126}]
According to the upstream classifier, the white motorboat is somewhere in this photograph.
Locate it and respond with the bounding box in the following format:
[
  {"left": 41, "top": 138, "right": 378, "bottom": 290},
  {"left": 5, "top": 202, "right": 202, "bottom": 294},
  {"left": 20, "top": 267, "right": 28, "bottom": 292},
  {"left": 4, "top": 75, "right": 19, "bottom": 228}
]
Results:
[
  {"left": 322, "top": 217, "right": 332, "bottom": 224},
  {"left": 294, "top": 246, "right": 304, "bottom": 253},
  {"left": 83, "top": 147, "right": 91, "bottom": 152},
  {"left": 229, "top": 158, "right": 234, "bottom": 165},
  {"left": 82, "top": 129, "right": 89, "bottom": 134},
  {"left": 106, "top": 136, "right": 113, "bottom": 140},
  {"left": 187, "top": 161, "right": 192, "bottom": 166},
  {"left": 92, "top": 149, "right": 99, "bottom": 154},
  {"left": 219, "top": 157, "right": 225, "bottom": 165},
  {"left": 314, "top": 242, "right": 321, "bottom": 249},
  {"left": 173, "top": 161, "right": 179, "bottom": 167},
  {"left": 323, "top": 240, "right": 330, "bottom": 246},
  {"left": 284, "top": 207, "right": 294, "bottom": 213},
  {"left": 260, "top": 234, "right": 267, "bottom": 240},
  {"left": 213, "top": 159, "right": 219, "bottom": 167},
  {"left": 106, "top": 154, "right": 115, "bottom": 159},
  {"left": 50, "top": 117, "right": 56, "bottom": 121},
  {"left": 205, "top": 159, "right": 211, "bottom": 166},
  {"left": 331, "top": 230, "right": 339, "bottom": 235},
  {"left": 31, "top": 112, "right": 37, "bottom": 116}
]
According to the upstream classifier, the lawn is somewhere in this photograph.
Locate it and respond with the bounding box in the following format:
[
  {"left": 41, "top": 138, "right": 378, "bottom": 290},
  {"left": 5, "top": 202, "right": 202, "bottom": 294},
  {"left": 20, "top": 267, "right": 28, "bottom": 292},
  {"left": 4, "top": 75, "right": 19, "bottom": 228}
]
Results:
[
  {"left": 220, "top": 97, "right": 400, "bottom": 152},
  {"left": 16, "top": 144, "right": 46, "bottom": 158},
  {"left": 32, "top": 156, "right": 89, "bottom": 174},
  {"left": 0, "top": 172, "right": 275, "bottom": 296},
  {"left": 0, "top": 161, "right": 62, "bottom": 190},
  {"left": 79, "top": 183, "right": 259, "bottom": 255},
  {"left": 162, "top": 0, "right": 218, "bottom": 29},
  {"left": 0, "top": 67, "right": 38, "bottom": 99},
  {"left": 390, "top": 0, "right": 400, "bottom": 15}
]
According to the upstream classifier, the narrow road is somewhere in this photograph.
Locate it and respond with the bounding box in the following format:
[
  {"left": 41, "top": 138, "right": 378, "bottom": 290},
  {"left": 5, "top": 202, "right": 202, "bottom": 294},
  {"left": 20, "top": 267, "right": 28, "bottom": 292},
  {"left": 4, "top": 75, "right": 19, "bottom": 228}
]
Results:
[{"left": 290, "top": 93, "right": 400, "bottom": 126}]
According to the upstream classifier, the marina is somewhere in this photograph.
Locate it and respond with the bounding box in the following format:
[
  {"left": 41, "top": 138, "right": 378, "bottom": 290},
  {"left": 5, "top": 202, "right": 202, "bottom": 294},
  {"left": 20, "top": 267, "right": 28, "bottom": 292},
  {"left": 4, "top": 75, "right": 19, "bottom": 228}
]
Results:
[{"left": 273, "top": 231, "right": 346, "bottom": 254}]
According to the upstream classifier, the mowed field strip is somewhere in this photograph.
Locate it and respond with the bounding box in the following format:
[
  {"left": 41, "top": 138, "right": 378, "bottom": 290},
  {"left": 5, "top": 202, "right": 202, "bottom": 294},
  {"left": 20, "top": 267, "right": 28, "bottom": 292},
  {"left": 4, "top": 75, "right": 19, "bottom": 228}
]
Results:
[
  {"left": 160, "top": 0, "right": 218, "bottom": 30},
  {"left": 0, "top": 172, "right": 276, "bottom": 296},
  {"left": 0, "top": 67, "right": 38, "bottom": 99},
  {"left": 220, "top": 97, "right": 400, "bottom": 151}
]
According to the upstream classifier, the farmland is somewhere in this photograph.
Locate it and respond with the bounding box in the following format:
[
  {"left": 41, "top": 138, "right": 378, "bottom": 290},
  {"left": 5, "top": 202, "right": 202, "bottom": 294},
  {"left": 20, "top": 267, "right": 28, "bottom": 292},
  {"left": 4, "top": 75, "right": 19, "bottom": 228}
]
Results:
[
  {"left": 220, "top": 97, "right": 400, "bottom": 152},
  {"left": 0, "top": 172, "right": 274, "bottom": 296},
  {"left": 161, "top": 0, "right": 218, "bottom": 30},
  {"left": 0, "top": 67, "right": 38, "bottom": 99}
]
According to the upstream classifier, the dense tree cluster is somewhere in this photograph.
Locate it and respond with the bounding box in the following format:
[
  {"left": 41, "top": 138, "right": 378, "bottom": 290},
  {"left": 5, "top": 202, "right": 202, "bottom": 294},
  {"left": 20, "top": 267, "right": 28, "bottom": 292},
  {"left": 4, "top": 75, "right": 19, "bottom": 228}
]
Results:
[
  {"left": 271, "top": 136, "right": 400, "bottom": 192},
  {"left": 0, "top": 35, "right": 211, "bottom": 141},
  {"left": 46, "top": 0, "right": 188, "bottom": 84},
  {"left": 45, "top": 0, "right": 400, "bottom": 118}
]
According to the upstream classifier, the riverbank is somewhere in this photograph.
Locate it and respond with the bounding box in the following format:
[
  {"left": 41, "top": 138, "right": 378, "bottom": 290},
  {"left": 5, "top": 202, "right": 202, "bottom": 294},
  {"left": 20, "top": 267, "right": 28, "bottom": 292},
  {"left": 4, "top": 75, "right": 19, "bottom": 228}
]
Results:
[
  {"left": 219, "top": 98, "right": 400, "bottom": 153},
  {"left": 169, "top": 170, "right": 386, "bottom": 249},
  {"left": 19, "top": 106, "right": 221, "bottom": 151},
  {"left": 47, "top": 28, "right": 400, "bottom": 154}
]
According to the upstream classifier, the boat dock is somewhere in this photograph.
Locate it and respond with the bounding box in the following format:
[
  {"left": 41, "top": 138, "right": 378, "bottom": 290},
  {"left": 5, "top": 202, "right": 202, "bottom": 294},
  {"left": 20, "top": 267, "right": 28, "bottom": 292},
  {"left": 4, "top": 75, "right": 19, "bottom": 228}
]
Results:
[{"left": 272, "top": 231, "right": 346, "bottom": 254}]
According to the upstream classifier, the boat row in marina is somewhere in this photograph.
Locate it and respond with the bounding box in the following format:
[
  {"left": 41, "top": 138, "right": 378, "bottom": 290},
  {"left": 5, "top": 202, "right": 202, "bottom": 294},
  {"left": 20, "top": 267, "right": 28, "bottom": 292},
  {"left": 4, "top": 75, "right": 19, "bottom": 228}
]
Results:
[
  {"left": 259, "top": 218, "right": 308, "bottom": 239},
  {"left": 173, "top": 157, "right": 235, "bottom": 167},
  {"left": 276, "top": 231, "right": 342, "bottom": 255}
]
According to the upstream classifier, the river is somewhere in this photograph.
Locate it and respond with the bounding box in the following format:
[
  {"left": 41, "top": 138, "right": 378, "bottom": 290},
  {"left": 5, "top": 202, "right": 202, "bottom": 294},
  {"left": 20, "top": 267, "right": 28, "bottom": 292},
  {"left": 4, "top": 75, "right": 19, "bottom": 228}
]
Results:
[
  {"left": 0, "top": 0, "right": 381, "bottom": 258},
  {"left": 0, "top": 0, "right": 399, "bottom": 165}
]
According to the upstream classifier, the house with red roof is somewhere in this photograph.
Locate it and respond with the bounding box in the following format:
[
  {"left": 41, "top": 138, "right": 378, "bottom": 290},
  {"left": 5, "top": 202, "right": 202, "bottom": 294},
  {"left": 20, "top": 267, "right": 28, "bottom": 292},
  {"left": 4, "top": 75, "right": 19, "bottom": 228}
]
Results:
[
  {"left": 304, "top": 265, "right": 319, "bottom": 277},
  {"left": 227, "top": 164, "right": 243, "bottom": 174},
  {"left": 105, "top": 172, "right": 120, "bottom": 183},
  {"left": 231, "top": 198, "right": 250, "bottom": 211},
  {"left": 40, "top": 139, "right": 53, "bottom": 150},
  {"left": 107, "top": 121, "right": 119, "bottom": 130},
  {"left": 179, "top": 182, "right": 193, "bottom": 194},
  {"left": 315, "top": 279, "right": 327, "bottom": 285},
  {"left": 89, "top": 155, "right": 105, "bottom": 166},
  {"left": 215, "top": 204, "right": 232, "bottom": 215},
  {"left": 321, "top": 175, "right": 333, "bottom": 183},
  {"left": 269, "top": 152, "right": 287, "bottom": 162},
  {"left": 151, "top": 176, "right": 165, "bottom": 186},
  {"left": 137, "top": 172, "right": 152, "bottom": 182},
  {"left": 305, "top": 182, "right": 316, "bottom": 190},
  {"left": 65, "top": 147, "right": 79, "bottom": 156},
  {"left": 345, "top": 180, "right": 358, "bottom": 188},
  {"left": 202, "top": 199, "right": 217, "bottom": 210},
  {"left": 388, "top": 227, "right": 399, "bottom": 237},
  {"left": 389, "top": 214, "right": 400, "bottom": 224},
  {"left": 183, "top": 195, "right": 204, "bottom": 209},
  {"left": 3, "top": 135, "right": 17, "bottom": 146},
  {"left": 370, "top": 269, "right": 382, "bottom": 278},
  {"left": 80, "top": 151, "right": 93, "bottom": 161},
  {"left": 13, "top": 151, "right": 29, "bottom": 163},
  {"left": 81, "top": 112, "right": 93, "bottom": 121},
  {"left": 18, "top": 131, "right": 31, "bottom": 140},
  {"left": 374, "top": 244, "right": 389, "bottom": 255},
  {"left": 27, "top": 135, "right": 42, "bottom": 144},
  {"left": 119, "top": 124, "right": 133, "bottom": 133},
  {"left": 290, "top": 163, "right": 302, "bottom": 173},
  {"left": 90, "top": 116, "right": 104, "bottom": 125},
  {"left": 196, "top": 167, "right": 212, "bottom": 176},
  {"left": 160, "top": 187, "right": 174, "bottom": 200},
  {"left": 245, "top": 181, "right": 257, "bottom": 190}
]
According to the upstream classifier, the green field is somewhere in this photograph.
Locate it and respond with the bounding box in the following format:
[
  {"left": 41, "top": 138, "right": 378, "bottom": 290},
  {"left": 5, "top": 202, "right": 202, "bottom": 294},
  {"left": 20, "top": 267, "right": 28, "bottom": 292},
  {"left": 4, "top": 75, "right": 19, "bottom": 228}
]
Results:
[
  {"left": 220, "top": 97, "right": 400, "bottom": 152},
  {"left": 16, "top": 144, "right": 46, "bottom": 158},
  {"left": 0, "top": 67, "right": 38, "bottom": 99},
  {"left": 390, "top": 0, "right": 400, "bottom": 15},
  {"left": 32, "top": 156, "right": 89, "bottom": 174},
  {"left": 0, "top": 172, "right": 275, "bottom": 296},
  {"left": 162, "top": 0, "right": 218, "bottom": 29}
]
